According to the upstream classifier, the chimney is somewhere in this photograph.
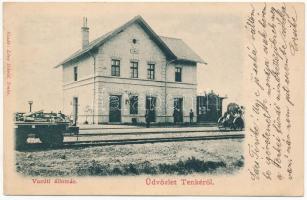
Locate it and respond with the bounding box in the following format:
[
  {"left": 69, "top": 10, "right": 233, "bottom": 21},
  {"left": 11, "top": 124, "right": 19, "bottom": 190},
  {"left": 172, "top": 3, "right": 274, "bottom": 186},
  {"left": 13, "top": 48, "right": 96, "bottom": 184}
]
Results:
[{"left": 81, "top": 17, "right": 89, "bottom": 49}]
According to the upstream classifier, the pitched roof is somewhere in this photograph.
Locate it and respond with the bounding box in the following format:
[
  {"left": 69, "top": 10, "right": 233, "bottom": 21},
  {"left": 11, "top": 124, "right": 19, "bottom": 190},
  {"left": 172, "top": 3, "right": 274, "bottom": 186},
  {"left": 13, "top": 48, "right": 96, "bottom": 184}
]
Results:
[
  {"left": 55, "top": 15, "right": 205, "bottom": 68},
  {"left": 159, "top": 36, "right": 205, "bottom": 64}
]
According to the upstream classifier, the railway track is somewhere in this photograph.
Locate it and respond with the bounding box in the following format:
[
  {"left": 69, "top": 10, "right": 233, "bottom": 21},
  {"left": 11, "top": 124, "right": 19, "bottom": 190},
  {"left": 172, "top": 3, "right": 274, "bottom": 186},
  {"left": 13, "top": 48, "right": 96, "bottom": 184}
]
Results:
[
  {"left": 75, "top": 129, "right": 240, "bottom": 137},
  {"left": 21, "top": 133, "right": 244, "bottom": 151}
]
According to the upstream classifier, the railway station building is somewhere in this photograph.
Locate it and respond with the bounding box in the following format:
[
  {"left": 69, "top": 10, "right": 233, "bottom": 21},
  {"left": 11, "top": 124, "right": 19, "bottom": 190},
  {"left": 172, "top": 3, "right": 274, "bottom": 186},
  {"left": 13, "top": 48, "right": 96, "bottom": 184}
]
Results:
[{"left": 56, "top": 16, "right": 205, "bottom": 124}]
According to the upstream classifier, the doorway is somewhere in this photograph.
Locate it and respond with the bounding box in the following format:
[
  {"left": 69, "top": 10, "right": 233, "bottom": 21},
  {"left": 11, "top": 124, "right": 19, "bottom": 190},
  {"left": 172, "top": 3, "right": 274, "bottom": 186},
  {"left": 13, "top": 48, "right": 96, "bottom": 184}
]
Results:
[
  {"left": 174, "top": 98, "right": 183, "bottom": 123},
  {"left": 146, "top": 96, "right": 156, "bottom": 122},
  {"left": 109, "top": 95, "right": 122, "bottom": 122}
]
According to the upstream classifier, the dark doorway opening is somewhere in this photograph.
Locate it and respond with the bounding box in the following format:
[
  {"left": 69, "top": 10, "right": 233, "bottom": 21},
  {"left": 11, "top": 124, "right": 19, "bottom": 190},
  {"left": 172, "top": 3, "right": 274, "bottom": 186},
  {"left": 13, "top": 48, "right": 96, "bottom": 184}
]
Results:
[
  {"left": 146, "top": 96, "right": 156, "bottom": 122},
  {"left": 174, "top": 98, "right": 183, "bottom": 123}
]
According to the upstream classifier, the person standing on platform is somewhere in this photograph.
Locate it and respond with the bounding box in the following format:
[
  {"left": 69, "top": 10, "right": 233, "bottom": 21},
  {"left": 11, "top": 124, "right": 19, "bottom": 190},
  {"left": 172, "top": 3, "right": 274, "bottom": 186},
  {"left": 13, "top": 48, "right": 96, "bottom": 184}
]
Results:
[{"left": 189, "top": 109, "right": 194, "bottom": 124}]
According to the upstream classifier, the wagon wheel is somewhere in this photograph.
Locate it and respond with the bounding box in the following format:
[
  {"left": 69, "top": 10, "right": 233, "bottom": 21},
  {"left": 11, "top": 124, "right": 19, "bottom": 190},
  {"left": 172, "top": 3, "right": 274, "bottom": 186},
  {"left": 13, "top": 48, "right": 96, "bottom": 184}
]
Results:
[
  {"left": 230, "top": 122, "right": 236, "bottom": 131},
  {"left": 217, "top": 117, "right": 225, "bottom": 130},
  {"left": 233, "top": 117, "right": 244, "bottom": 131}
]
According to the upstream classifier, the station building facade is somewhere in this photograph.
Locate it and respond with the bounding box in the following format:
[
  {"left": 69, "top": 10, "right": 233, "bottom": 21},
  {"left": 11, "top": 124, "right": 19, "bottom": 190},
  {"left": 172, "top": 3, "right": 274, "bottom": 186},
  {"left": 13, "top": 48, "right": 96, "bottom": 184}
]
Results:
[{"left": 56, "top": 16, "right": 205, "bottom": 124}]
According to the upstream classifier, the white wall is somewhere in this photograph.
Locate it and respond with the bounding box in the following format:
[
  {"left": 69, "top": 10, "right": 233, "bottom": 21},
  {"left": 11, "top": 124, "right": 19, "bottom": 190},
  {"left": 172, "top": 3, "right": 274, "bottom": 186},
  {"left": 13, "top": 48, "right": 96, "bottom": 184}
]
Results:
[
  {"left": 63, "top": 80, "right": 95, "bottom": 124},
  {"left": 167, "top": 63, "right": 197, "bottom": 84},
  {"left": 96, "top": 23, "right": 166, "bottom": 81},
  {"left": 63, "top": 55, "right": 94, "bottom": 84}
]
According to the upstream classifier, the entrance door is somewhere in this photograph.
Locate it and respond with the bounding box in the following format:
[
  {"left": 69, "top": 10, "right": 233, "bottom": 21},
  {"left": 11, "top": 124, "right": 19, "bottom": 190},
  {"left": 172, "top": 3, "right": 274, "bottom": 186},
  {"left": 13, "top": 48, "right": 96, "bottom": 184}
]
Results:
[
  {"left": 73, "top": 97, "right": 78, "bottom": 124},
  {"left": 109, "top": 95, "right": 122, "bottom": 122},
  {"left": 174, "top": 98, "right": 183, "bottom": 123},
  {"left": 146, "top": 96, "right": 156, "bottom": 122}
]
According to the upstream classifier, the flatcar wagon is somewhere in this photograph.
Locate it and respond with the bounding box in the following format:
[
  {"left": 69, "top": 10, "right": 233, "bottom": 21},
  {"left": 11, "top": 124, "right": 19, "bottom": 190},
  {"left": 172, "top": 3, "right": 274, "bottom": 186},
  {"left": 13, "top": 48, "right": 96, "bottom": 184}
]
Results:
[{"left": 14, "top": 111, "right": 79, "bottom": 150}]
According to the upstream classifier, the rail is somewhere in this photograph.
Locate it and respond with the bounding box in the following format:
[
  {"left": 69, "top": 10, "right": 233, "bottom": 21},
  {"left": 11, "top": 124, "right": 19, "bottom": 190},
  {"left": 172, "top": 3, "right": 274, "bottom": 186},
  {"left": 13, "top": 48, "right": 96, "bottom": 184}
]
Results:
[{"left": 19, "top": 133, "right": 244, "bottom": 151}]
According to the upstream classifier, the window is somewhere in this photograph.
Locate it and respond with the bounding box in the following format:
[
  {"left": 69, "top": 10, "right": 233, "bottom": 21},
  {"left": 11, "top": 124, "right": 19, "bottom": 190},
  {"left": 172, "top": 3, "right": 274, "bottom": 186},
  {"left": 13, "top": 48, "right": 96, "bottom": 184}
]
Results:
[
  {"left": 111, "top": 59, "right": 120, "bottom": 76},
  {"left": 129, "top": 96, "right": 138, "bottom": 114},
  {"left": 175, "top": 67, "right": 182, "bottom": 82},
  {"left": 147, "top": 64, "right": 155, "bottom": 80},
  {"left": 130, "top": 61, "right": 138, "bottom": 78},
  {"left": 73, "top": 66, "right": 78, "bottom": 81}
]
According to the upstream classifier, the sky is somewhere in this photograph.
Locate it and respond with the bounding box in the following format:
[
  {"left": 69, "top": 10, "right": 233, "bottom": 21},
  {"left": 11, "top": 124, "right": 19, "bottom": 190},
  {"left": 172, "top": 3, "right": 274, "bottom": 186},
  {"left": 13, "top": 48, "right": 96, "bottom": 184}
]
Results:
[{"left": 7, "top": 3, "right": 244, "bottom": 113}]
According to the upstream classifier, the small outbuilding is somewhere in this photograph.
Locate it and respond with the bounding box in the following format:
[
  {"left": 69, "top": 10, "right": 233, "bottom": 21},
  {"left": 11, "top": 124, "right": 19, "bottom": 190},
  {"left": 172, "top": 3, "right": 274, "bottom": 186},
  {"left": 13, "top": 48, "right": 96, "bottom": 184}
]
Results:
[{"left": 197, "top": 91, "right": 226, "bottom": 123}]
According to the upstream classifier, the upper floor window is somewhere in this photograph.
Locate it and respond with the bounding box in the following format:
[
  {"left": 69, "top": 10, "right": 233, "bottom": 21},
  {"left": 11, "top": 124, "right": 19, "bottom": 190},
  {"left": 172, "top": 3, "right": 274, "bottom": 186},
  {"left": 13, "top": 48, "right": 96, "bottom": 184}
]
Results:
[
  {"left": 147, "top": 64, "right": 155, "bottom": 80},
  {"left": 175, "top": 67, "right": 182, "bottom": 82},
  {"left": 111, "top": 59, "right": 120, "bottom": 76},
  {"left": 73, "top": 66, "right": 78, "bottom": 81},
  {"left": 130, "top": 61, "right": 138, "bottom": 78}
]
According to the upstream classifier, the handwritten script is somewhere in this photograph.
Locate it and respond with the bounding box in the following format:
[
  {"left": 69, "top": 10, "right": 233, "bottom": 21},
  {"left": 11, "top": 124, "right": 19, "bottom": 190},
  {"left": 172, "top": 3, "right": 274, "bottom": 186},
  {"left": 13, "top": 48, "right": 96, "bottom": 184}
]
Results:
[{"left": 245, "top": 3, "right": 298, "bottom": 181}]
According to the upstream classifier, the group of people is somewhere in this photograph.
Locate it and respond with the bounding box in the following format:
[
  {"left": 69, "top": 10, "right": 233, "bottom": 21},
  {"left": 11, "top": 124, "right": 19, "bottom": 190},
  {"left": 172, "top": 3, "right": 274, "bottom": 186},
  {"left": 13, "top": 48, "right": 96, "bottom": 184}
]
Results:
[{"left": 144, "top": 109, "right": 195, "bottom": 128}]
